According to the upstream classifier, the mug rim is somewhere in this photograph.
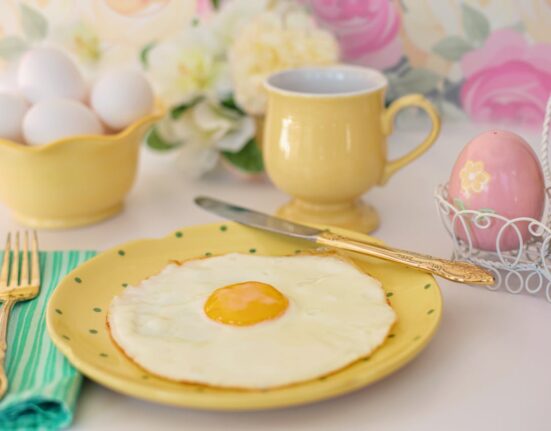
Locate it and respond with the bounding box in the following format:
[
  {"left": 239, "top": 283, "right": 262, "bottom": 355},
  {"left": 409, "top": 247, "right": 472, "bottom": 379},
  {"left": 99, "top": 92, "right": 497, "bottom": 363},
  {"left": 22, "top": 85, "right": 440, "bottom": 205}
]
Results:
[{"left": 264, "top": 65, "right": 388, "bottom": 98}]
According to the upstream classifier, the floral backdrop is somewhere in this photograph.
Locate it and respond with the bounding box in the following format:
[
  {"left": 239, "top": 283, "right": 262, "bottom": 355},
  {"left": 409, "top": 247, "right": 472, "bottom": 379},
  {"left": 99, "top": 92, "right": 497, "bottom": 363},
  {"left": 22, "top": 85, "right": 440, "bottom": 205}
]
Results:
[
  {"left": 302, "top": 0, "right": 551, "bottom": 129},
  {"left": 0, "top": 0, "right": 550, "bottom": 175}
]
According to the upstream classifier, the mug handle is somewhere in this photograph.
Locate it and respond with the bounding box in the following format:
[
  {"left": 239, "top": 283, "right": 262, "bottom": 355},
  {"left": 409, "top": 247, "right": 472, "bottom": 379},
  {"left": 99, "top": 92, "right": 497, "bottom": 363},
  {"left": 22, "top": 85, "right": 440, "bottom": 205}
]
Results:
[{"left": 379, "top": 94, "right": 441, "bottom": 185}]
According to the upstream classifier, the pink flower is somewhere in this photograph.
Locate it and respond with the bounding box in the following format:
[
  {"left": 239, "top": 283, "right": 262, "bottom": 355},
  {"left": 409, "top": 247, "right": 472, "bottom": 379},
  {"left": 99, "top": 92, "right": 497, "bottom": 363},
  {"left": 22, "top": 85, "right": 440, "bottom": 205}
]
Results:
[
  {"left": 305, "top": 0, "right": 403, "bottom": 70},
  {"left": 460, "top": 29, "right": 551, "bottom": 128},
  {"left": 196, "top": 0, "right": 213, "bottom": 19}
]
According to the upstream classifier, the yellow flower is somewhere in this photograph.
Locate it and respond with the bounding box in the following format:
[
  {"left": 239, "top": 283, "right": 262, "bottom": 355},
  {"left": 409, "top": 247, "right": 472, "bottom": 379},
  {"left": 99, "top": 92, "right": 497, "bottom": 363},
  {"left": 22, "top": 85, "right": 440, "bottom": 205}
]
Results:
[
  {"left": 459, "top": 160, "right": 491, "bottom": 197},
  {"left": 229, "top": 7, "right": 339, "bottom": 116},
  {"left": 211, "top": 0, "right": 271, "bottom": 49}
]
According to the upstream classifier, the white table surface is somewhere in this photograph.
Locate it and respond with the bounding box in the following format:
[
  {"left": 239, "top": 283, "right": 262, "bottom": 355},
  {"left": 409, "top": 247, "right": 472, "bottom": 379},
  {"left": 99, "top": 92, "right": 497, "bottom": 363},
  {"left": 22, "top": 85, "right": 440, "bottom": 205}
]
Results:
[{"left": 1, "top": 120, "right": 549, "bottom": 431}]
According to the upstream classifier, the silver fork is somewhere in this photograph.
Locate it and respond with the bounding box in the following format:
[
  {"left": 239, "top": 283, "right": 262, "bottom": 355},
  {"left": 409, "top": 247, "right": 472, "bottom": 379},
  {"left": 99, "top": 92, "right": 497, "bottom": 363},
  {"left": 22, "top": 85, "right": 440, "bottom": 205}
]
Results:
[{"left": 0, "top": 231, "right": 40, "bottom": 398}]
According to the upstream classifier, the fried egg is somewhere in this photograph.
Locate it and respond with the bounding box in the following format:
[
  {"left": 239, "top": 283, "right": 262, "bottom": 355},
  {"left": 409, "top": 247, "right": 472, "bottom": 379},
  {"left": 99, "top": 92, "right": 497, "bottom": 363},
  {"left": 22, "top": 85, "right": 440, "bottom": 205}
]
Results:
[{"left": 108, "top": 253, "right": 396, "bottom": 389}]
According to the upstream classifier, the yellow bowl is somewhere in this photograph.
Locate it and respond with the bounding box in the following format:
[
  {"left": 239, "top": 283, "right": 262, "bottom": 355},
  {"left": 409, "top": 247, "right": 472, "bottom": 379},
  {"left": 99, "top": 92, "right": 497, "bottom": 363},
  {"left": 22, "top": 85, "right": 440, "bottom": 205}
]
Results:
[{"left": 0, "top": 111, "right": 163, "bottom": 229}]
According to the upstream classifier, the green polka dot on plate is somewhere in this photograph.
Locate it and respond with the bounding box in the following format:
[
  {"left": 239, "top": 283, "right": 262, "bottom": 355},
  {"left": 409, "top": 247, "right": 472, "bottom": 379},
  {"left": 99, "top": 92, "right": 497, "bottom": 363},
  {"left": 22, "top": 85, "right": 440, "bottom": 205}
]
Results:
[
  {"left": 99, "top": 353, "right": 108, "bottom": 358},
  {"left": 118, "top": 250, "right": 126, "bottom": 256},
  {"left": 74, "top": 277, "right": 82, "bottom": 284},
  {"left": 62, "top": 335, "right": 70, "bottom": 341},
  {"left": 89, "top": 329, "right": 98, "bottom": 335},
  {"left": 249, "top": 248, "right": 256, "bottom": 254},
  {"left": 55, "top": 308, "right": 63, "bottom": 315},
  {"left": 205, "top": 252, "right": 212, "bottom": 257},
  {"left": 175, "top": 231, "right": 183, "bottom": 238},
  {"left": 93, "top": 307, "right": 102, "bottom": 313},
  {"left": 122, "top": 283, "right": 128, "bottom": 288},
  {"left": 424, "top": 283, "right": 431, "bottom": 289},
  {"left": 386, "top": 292, "right": 393, "bottom": 297},
  {"left": 427, "top": 309, "right": 435, "bottom": 315},
  {"left": 220, "top": 225, "right": 228, "bottom": 232}
]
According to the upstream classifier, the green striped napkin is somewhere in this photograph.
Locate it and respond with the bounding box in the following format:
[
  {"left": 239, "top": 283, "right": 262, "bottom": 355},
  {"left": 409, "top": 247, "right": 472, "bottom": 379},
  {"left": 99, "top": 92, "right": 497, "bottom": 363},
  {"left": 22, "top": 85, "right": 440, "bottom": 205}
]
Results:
[{"left": 0, "top": 251, "right": 96, "bottom": 431}]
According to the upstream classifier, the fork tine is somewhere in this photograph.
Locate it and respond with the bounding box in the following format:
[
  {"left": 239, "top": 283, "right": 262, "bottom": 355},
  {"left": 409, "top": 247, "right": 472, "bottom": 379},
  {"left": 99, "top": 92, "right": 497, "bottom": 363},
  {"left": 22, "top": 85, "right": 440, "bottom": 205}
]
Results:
[
  {"left": 20, "top": 231, "right": 29, "bottom": 286},
  {"left": 0, "top": 233, "right": 10, "bottom": 288},
  {"left": 8, "top": 232, "right": 19, "bottom": 288},
  {"left": 31, "top": 231, "right": 40, "bottom": 286}
]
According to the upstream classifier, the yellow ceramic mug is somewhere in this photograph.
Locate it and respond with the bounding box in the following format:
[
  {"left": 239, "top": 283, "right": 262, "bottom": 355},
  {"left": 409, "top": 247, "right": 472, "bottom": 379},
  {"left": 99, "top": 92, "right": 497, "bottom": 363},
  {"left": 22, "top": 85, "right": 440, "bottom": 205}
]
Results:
[{"left": 263, "top": 65, "right": 441, "bottom": 233}]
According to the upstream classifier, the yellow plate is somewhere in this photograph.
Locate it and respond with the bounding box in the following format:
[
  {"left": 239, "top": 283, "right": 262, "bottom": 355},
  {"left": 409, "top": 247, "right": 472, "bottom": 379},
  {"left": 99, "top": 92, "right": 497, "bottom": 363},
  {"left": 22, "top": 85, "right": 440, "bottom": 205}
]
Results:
[{"left": 46, "top": 222, "right": 442, "bottom": 410}]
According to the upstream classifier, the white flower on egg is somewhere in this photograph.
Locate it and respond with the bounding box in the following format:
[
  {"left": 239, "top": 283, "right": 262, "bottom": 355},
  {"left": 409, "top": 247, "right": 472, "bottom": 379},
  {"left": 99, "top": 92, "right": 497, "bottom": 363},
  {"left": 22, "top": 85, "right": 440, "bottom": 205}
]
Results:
[{"left": 157, "top": 99, "right": 255, "bottom": 178}]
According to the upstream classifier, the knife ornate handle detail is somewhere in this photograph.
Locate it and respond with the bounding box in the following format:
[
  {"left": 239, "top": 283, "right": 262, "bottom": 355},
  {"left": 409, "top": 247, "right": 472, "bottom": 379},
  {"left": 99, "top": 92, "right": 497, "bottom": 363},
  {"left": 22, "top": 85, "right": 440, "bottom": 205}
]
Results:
[{"left": 316, "top": 231, "right": 494, "bottom": 285}]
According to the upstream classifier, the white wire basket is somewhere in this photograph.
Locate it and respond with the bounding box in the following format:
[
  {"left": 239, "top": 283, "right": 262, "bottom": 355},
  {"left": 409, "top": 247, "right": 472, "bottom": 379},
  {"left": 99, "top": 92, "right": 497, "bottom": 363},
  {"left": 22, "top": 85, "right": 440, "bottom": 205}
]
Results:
[{"left": 435, "top": 97, "right": 551, "bottom": 302}]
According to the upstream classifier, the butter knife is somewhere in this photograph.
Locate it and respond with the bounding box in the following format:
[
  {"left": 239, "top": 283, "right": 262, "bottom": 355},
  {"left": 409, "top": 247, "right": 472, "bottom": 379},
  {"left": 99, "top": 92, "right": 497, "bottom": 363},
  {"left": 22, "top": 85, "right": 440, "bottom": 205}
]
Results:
[{"left": 194, "top": 196, "right": 495, "bottom": 286}]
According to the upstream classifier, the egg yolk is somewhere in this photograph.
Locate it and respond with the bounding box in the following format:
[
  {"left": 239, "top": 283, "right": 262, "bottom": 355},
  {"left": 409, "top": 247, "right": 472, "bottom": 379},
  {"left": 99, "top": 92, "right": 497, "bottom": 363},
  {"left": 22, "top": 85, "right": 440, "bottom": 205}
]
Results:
[{"left": 204, "top": 281, "right": 289, "bottom": 326}]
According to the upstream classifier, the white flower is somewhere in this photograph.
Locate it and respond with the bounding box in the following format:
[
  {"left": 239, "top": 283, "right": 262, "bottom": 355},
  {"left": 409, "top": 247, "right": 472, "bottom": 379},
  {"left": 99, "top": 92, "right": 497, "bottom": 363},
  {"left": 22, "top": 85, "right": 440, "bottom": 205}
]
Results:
[
  {"left": 210, "top": 0, "right": 271, "bottom": 48},
  {"left": 229, "top": 7, "right": 339, "bottom": 115},
  {"left": 147, "top": 26, "right": 231, "bottom": 107},
  {"left": 157, "top": 99, "right": 255, "bottom": 177}
]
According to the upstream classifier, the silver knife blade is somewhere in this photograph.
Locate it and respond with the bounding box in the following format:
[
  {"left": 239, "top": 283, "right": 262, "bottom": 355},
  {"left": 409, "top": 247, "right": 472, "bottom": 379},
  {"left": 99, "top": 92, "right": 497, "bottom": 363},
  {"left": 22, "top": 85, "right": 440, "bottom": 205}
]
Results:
[{"left": 194, "top": 196, "right": 322, "bottom": 240}]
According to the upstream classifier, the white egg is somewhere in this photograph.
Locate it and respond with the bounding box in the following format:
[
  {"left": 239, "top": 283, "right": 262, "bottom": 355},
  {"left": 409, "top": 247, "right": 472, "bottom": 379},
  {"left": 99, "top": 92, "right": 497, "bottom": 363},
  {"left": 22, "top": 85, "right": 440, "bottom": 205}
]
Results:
[
  {"left": 0, "top": 62, "right": 20, "bottom": 94},
  {"left": 0, "top": 93, "right": 28, "bottom": 143},
  {"left": 17, "top": 46, "right": 87, "bottom": 104},
  {"left": 91, "top": 69, "right": 154, "bottom": 131},
  {"left": 108, "top": 253, "right": 396, "bottom": 389},
  {"left": 23, "top": 99, "right": 103, "bottom": 146}
]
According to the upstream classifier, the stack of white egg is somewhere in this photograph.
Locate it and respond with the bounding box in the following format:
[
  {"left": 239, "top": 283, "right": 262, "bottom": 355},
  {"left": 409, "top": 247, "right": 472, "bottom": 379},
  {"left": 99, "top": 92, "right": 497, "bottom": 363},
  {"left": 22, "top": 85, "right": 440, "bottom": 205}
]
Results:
[{"left": 0, "top": 46, "right": 154, "bottom": 145}]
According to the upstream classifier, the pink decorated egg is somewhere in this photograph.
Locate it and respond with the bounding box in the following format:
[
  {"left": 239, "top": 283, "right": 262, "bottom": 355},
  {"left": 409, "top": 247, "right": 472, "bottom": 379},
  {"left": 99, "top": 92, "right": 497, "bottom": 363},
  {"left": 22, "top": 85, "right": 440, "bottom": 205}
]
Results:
[{"left": 448, "top": 130, "right": 545, "bottom": 251}]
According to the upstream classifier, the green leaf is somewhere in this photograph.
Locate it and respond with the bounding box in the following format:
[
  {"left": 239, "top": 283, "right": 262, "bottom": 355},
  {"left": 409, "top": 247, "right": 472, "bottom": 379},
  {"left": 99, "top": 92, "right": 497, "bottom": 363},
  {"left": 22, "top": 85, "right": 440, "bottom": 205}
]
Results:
[
  {"left": 0, "top": 36, "right": 27, "bottom": 60},
  {"left": 433, "top": 36, "right": 473, "bottom": 61},
  {"left": 462, "top": 3, "right": 490, "bottom": 45},
  {"left": 139, "top": 42, "right": 155, "bottom": 69},
  {"left": 220, "top": 94, "right": 245, "bottom": 115},
  {"left": 394, "top": 68, "right": 441, "bottom": 95},
  {"left": 19, "top": 4, "right": 47, "bottom": 41},
  {"left": 171, "top": 96, "right": 203, "bottom": 119},
  {"left": 210, "top": 0, "right": 221, "bottom": 9},
  {"left": 146, "top": 126, "right": 176, "bottom": 151},
  {"left": 222, "top": 139, "right": 264, "bottom": 173}
]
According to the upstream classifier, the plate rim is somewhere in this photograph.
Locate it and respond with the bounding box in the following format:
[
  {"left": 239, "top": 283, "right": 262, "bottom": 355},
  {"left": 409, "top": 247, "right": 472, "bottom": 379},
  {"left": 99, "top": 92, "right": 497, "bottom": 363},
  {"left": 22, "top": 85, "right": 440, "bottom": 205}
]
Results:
[{"left": 46, "top": 223, "right": 443, "bottom": 411}]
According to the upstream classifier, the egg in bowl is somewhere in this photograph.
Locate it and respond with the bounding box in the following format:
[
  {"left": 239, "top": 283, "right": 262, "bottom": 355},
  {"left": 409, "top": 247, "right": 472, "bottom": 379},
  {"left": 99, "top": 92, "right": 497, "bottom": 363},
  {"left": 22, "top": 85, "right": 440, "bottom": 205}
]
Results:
[{"left": 107, "top": 252, "right": 396, "bottom": 390}]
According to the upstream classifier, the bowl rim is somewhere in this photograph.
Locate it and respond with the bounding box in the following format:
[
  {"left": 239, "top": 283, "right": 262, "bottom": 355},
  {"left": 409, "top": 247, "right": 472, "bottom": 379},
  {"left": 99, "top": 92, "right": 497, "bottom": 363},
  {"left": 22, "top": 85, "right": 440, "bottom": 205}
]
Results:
[{"left": 0, "top": 108, "right": 164, "bottom": 153}]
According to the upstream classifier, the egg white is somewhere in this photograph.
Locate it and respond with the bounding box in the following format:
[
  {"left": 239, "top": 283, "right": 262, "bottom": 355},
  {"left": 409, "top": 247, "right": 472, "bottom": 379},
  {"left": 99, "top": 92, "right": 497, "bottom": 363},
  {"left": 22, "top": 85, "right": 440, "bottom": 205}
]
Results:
[
  {"left": 91, "top": 69, "right": 154, "bottom": 131},
  {"left": 108, "top": 253, "right": 396, "bottom": 389}
]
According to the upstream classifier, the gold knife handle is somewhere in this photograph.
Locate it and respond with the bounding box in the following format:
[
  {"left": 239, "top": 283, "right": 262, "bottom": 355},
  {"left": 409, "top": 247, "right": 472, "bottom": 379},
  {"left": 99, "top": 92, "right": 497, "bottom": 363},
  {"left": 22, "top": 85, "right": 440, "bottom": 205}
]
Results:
[{"left": 316, "top": 232, "right": 495, "bottom": 286}]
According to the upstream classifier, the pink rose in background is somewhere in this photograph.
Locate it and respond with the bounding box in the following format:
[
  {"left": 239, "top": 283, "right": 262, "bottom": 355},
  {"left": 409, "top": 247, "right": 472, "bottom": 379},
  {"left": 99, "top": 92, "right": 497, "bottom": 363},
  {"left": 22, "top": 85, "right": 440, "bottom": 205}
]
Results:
[
  {"left": 305, "top": 0, "right": 403, "bottom": 70},
  {"left": 461, "top": 29, "right": 551, "bottom": 128},
  {"left": 196, "top": 0, "right": 213, "bottom": 19}
]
